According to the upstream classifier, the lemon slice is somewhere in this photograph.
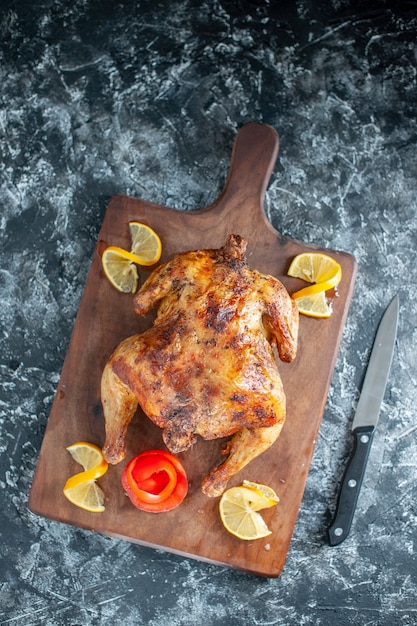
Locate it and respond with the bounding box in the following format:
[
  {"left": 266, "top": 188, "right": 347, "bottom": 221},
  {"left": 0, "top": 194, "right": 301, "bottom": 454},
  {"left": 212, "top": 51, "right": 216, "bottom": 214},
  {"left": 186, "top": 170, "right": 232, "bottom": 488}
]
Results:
[
  {"left": 102, "top": 246, "right": 141, "bottom": 293},
  {"left": 129, "top": 222, "right": 162, "bottom": 266},
  {"left": 219, "top": 485, "right": 278, "bottom": 540},
  {"left": 63, "top": 480, "right": 106, "bottom": 513},
  {"left": 242, "top": 480, "right": 280, "bottom": 506},
  {"left": 291, "top": 278, "right": 339, "bottom": 299},
  {"left": 63, "top": 441, "right": 108, "bottom": 512},
  {"left": 293, "top": 290, "right": 332, "bottom": 318},
  {"left": 66, "top": 442, "right": 108, "bottom": 473},
  {"left": 288, "top": 252, "right": 342, "bottom": 287}
]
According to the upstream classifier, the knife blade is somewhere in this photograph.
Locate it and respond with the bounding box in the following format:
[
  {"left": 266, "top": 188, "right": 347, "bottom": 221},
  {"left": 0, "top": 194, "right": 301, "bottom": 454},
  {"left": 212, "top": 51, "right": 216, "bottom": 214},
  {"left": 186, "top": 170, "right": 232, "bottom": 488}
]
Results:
[{"left": 327, "top": 294, "right": 399, "bottom": 546}]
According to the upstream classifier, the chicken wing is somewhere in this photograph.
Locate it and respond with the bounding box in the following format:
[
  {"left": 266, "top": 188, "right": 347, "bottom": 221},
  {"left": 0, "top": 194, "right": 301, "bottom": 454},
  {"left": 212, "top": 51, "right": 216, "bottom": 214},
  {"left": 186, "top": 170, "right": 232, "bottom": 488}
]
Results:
[{"left": 101, "top": 234, "right": 298, "bottom": 496}]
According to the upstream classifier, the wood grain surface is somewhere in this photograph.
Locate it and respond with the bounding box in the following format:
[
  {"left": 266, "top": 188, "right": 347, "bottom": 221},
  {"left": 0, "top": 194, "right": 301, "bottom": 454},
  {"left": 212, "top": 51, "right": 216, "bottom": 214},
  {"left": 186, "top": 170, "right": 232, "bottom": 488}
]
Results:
[{"left": 29, "top": 122, "right": 357, "bottom": 577}]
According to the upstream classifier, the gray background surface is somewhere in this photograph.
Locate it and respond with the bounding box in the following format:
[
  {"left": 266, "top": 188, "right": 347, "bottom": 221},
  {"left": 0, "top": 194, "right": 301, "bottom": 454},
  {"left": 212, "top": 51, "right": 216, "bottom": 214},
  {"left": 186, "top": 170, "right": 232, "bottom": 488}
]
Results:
[{"left": 1, "top": 1, "right": 416, "bottom": 624}]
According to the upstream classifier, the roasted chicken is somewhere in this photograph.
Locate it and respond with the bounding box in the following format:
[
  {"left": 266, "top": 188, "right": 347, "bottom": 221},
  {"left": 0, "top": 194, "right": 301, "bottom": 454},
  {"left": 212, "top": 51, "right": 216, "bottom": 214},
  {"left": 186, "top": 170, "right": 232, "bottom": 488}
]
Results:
[{"left": 101, "top": 234, "right": 298, "bottom": 497}]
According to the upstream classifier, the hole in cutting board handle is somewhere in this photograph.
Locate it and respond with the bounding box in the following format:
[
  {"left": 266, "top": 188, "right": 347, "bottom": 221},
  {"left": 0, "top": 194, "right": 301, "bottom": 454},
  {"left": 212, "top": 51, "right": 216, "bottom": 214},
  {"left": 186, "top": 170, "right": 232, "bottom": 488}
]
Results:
[{"left": 211, "top": 122, "right": 279, "bottom": 221}]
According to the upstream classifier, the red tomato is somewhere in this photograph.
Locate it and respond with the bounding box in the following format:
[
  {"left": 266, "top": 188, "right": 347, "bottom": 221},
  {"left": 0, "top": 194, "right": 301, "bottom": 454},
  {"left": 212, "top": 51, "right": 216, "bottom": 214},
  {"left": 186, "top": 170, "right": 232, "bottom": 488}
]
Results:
[{"left": 121, "top": 449, "right": 188, "bottom": 512}]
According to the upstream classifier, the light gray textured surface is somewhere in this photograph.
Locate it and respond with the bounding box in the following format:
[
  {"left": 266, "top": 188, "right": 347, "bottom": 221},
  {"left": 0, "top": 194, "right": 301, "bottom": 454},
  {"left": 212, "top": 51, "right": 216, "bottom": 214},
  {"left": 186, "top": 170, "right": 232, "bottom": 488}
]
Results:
[{"left": 1, "top": 1, "right": 416, "bottom": 624}]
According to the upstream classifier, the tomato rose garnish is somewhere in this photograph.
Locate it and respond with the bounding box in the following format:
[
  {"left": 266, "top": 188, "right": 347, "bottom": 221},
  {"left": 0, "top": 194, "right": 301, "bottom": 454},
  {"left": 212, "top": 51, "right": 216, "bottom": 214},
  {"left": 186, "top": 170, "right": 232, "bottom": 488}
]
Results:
[{"left": 121, "top": 449, "right": 188, "bottom": 512}]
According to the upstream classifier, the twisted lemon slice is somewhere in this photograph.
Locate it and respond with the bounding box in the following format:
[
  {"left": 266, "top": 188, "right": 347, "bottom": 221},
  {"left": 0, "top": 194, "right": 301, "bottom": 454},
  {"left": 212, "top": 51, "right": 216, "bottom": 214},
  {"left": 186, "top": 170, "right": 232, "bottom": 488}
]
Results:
[
  {"left": 219, "top": 482, "right": 279, "bottom": 540},
  {"left": 63, "top": 442, "right": 108, "bottom": 513},
  {"left": 288, "top": 252, "right": 342, "bottom": 318}
]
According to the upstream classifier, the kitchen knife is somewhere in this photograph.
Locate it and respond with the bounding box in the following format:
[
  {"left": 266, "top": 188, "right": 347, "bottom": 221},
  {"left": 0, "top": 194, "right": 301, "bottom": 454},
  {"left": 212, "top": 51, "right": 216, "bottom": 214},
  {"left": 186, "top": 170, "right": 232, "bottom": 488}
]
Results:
[{"left": 328, "top": 294, "right": 399, "bottom": 546}]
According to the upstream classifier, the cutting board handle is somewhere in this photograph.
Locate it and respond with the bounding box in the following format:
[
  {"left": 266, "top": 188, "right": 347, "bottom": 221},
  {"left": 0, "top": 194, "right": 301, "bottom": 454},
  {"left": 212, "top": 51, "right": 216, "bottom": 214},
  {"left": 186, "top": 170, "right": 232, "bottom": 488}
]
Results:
[{"left": 208, "top": 122, "right": 279, "bottom": 221}]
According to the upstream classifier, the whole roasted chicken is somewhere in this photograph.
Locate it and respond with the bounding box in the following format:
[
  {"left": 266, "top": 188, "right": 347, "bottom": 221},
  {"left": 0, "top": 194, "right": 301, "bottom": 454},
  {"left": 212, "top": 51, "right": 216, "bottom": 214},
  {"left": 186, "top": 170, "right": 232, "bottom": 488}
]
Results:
[{"left": 102, "top": 234, "right": 298, "bottom": 497}]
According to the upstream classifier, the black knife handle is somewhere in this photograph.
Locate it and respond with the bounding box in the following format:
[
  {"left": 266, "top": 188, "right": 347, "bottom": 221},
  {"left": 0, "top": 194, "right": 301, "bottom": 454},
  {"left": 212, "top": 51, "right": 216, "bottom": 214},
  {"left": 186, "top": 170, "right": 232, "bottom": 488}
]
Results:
[{"left": 327, "top": 425, "right": 375, "bottom": 546}]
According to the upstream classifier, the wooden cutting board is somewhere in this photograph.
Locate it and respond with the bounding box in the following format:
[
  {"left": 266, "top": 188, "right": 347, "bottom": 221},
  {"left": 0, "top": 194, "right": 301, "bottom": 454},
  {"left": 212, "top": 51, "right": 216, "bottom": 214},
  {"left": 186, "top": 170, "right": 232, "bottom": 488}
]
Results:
[{"left": 29, "top": 122, "right": 357, "bottom": 577}]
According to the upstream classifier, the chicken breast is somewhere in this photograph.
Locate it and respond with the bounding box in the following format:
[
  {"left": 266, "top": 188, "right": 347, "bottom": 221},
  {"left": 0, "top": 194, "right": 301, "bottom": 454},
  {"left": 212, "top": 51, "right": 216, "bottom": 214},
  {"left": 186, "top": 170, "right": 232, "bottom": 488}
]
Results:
[{"left": 101, "top": 234, "right": 298, "bottom": 496}]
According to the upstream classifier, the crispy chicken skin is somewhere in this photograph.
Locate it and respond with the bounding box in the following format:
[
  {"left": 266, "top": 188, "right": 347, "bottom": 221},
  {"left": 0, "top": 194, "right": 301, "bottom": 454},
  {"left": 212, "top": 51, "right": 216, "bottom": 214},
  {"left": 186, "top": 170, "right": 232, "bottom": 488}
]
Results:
[{"left": 101, "top": 234, "right": 298, "bottom": 497}]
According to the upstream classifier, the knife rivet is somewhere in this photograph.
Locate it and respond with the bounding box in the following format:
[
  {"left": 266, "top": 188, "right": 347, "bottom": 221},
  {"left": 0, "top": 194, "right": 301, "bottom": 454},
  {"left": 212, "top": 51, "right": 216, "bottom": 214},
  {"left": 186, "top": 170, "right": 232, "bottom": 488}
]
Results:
[
  {"left": 360, "top": 435, "right": 369, "bottom": 444},
  {"left": 348, "top": 479, "right": 357, "bottom": 488},
  {"left": 334, "top": 528, "right": 343, "bottom": 537}
]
